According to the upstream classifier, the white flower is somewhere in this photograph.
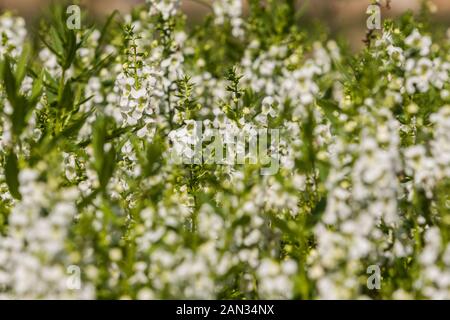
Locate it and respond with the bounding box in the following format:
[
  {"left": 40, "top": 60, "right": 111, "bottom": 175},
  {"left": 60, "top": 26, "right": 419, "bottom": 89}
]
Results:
[{"left": 405, "top": 29, "right": 432, "bottom": 56}]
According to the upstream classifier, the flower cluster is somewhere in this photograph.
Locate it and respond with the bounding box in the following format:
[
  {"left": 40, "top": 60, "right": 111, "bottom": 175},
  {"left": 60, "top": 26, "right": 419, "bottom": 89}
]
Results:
[
  {"left": 0, "top": 1, "right": 449, "bottom": 300},
  {"left": 0, "top": 13, "right": 26, "bottom": 59},
  {"left": 212, "top": 0, "right": 245, "bottom": 38}
]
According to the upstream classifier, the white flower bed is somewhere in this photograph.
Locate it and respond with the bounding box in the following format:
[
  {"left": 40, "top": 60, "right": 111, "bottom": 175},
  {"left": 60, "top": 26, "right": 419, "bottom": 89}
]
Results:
[{"left": 0, "top": 1, "right": 449, "bottom": 299}]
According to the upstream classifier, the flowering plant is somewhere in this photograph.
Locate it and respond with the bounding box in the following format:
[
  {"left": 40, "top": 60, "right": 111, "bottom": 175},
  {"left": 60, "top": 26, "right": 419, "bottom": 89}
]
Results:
[{"left": 0, "top": 0, "right": 449, "bottom": 299}]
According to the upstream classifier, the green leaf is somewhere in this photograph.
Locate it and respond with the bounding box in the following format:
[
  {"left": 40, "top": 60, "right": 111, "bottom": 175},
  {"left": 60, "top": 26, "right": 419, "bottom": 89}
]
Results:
[
  {"left": 96, "top": 10, "right": 119, "bottom": 59},
  {"left": 93, "top": 117, "right": 107, "bottom": 169},
  {"left": 50, "top": 26, "right": 64, "bottom": 55},
  {"left": 10, "top": 96, "right": 29, "bottom": 137},
  {"left": 59, "top": 80, "right": 75, "bottom": 112},
  {"left": 64, "top": 30, "right": 78, "bottom": 70},
  {"left": 3, "top": 57, "right": 27, "bottom": 137},
  {"left": 3, "top": 56, "right": 18, "bottom": 106},
  {"left": 99, "top": 145, "right": 116, "bottom": 192},
  {"left": 40, "top": 30, "right": 63, "bottom": 61},
  {"left": 144, "top": 139, "right": 164, "bottom": 176},
  {"left": 60, "top": 110, "right": 93, "bottom": 139},
  {"left": 316, "top": 98, "right": 340, "bottom": 126},
  {"left": 16, "top": 43, "right": 31, "bottom": 85},
  {"left": 93, "top": 117, "right": 116, "bottom": 191},
  {"left": 5, "top": 151, "right": 22, "bottom": 200},
  {"left": 73, "top": 53, "right": 115, "bottom": 82},
  {"left": 30, "top": 71, "right": 44, "bottom": 103}
]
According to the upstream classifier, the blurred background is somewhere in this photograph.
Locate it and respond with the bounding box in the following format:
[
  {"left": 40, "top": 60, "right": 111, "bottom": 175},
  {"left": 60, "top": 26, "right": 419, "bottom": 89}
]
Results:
[{"left": 1, "top": 0, "right": 449, "bottom": 49}]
